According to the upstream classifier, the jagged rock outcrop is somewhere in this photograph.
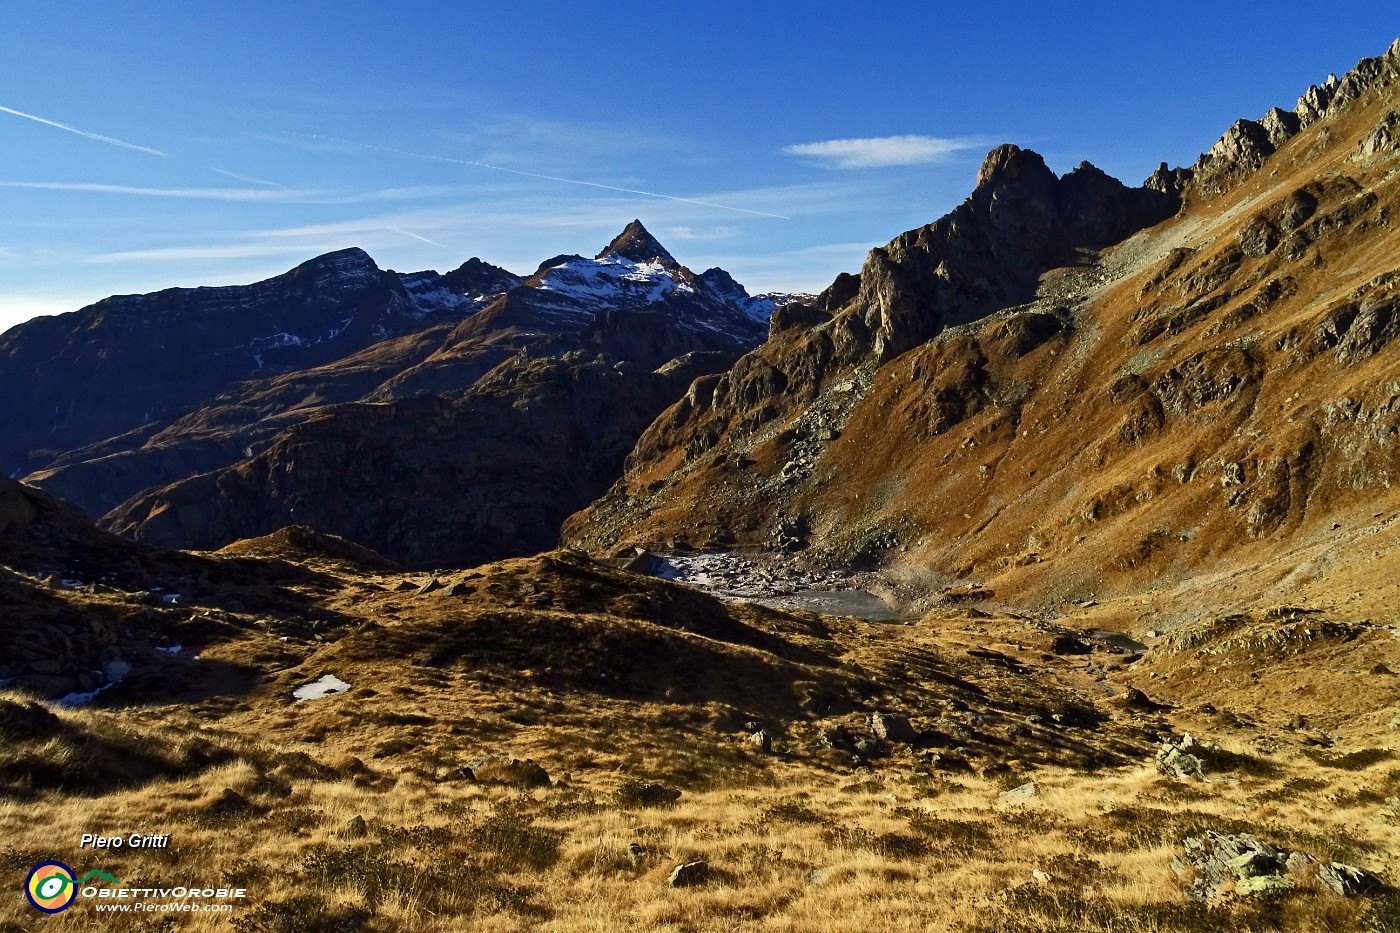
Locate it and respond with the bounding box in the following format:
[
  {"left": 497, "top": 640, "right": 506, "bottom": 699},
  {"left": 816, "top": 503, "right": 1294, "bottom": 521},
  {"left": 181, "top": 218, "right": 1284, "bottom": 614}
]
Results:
[
  {"left": 850, "top": 146, "right": 1176, "bottom": 362},
  {"left": 1185, "top": 37, "right": 1400, "bottom": 199}
]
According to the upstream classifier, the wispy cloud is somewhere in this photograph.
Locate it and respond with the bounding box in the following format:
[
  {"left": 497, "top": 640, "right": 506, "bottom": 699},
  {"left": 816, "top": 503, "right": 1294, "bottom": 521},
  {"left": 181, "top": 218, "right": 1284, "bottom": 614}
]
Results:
[
  {"left": 667, "top": 225, "right": 737, "bottom": 241},
  {"left": 0, "top": 180, "right": 471, "bottom": 205},
  {"left": 291, "top": 133, "right": 790, "bottom": 219},
  {"left": 86, "top": 243, "right": 315, "bottom": 264},
  {"left": 0, "top": 181, "right": 316, "bottom": 201},
  {"left": 210, "top": 167, "right": 284, "bottom": 187},
  {"left": 0, "top": 104, "right": 167, "bottom": 156},
  {"left": 783, "top": 134, "right": 977, "bottom": 169}
]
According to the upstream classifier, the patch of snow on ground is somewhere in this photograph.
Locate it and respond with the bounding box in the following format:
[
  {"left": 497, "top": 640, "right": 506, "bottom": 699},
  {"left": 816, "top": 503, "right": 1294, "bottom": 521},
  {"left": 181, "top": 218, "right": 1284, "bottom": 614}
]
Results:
[
  {"left": 55, "top": 659, "right": 131, "bottom": 708},
  {"left": 293, "top": 674, "right": 352, "bottom": 702},
  {"left": 155, "top": 645, "right": 182, "bottom": 655}
]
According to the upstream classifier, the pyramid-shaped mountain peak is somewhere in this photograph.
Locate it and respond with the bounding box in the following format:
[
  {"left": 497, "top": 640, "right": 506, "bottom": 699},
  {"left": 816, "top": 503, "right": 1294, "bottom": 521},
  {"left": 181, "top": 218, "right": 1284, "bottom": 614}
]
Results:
[{"left": 596, "top": 220, "right": 677, "bottom": 266}]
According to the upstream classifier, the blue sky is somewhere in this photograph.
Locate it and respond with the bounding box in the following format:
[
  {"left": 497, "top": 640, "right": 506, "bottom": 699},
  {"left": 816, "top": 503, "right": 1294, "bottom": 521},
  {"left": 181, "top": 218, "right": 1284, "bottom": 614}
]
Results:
[{"left": 1, "top": 2, "right": 1396, "bottom": 332}]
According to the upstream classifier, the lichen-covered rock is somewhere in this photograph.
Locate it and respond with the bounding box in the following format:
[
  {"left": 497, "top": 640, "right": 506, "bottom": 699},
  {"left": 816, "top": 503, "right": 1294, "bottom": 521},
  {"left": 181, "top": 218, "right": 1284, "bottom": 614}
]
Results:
[
  {"left": 1156, "top": 735, "right": 1208, "bottom": 778},
  {"left": 870, "top": 713, "right": 918, "bottom": 743},
  {"left": 1176, "top": 831, "right": 1384, "bottom": 902}
]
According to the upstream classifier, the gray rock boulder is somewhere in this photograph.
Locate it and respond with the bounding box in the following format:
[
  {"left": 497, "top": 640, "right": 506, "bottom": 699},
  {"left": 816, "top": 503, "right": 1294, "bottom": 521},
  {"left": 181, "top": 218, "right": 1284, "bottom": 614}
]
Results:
[
  {"left": 1317, "top": 862, "right": 1384, "bottom": 897},
  {"left": 1156, "top": 735, "right": 1208, "bottom": 778},
  {"left": 667, "top": 860, "right": 710, "bottom": 888},
  {"left": 1175, "top": 831, "right": 1384, "bottom": 902},
  {"left": 1354, "top": 111, "right": 1400, "bottom": 162},
  {"left": 870, "top": 713, "right": 918, "bottom": 743},
  {"left": 998, "top": 781, "right": 1037, "bottom": 802}
]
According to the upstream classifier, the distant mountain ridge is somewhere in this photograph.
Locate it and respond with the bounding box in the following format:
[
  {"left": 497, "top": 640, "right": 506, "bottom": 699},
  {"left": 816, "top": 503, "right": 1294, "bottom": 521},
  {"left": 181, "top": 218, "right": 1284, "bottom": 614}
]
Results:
[
  {"left": 4, "top": 221, "right": 805, "bottom": 567},
  {"left": 0, "top": 248, "right": 520, "bottom": 477}
]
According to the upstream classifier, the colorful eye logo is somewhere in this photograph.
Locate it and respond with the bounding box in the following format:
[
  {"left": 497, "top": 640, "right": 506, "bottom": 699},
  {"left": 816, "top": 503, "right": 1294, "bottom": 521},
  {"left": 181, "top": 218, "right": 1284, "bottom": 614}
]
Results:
[{"left": 25, "top": 861, "right": 77, "bottom": 913}]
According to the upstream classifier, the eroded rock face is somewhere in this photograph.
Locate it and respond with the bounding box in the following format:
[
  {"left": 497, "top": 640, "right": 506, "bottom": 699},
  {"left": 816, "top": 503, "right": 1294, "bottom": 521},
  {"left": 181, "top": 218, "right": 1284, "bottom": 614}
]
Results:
[{"left": 849, "top": 144, "right": 1175, "bottom": 364}]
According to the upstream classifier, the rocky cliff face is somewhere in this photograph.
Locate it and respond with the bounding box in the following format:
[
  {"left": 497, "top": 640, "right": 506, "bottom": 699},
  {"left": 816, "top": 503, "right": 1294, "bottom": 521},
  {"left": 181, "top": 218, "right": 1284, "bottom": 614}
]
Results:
[
  {"left": 566, "top": 39, "right": 1400, "bottom": 607},
  {"left": 75, "top": 223, "right": 783, "bottom": 567}
]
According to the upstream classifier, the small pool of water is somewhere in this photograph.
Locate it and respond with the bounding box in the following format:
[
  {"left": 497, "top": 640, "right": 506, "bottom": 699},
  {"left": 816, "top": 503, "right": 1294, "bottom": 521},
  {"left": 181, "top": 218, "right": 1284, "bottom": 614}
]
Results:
[
  {"left": 1091, "top": 630, "right": 1149, "bottom": 654},
  {"left": 756, "top": 589, "right": 902, "bottom": 622}
]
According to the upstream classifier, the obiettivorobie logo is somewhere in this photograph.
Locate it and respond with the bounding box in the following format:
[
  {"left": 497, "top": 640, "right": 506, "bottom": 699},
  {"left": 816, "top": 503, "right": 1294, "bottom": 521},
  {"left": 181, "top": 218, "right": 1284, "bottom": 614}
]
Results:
[
  {"left": 22, "top": 860, "right": 246, "bottom": 915},
  {"left": 24, "top": 862, "right": 118, "bottom": 914}
]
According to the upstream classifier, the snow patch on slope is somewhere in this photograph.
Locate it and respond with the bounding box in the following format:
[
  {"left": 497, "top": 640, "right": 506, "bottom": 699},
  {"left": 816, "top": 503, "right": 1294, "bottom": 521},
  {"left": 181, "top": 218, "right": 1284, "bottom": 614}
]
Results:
[{"left": 537, "top": 255, "right": 684, "bottom": 309}]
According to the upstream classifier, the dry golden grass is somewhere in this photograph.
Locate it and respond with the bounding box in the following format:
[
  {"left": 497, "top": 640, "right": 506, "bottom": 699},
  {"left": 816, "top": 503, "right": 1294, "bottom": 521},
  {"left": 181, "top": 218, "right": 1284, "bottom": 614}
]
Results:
[
  {"left": 1, "top": 695, "right": 1397, "bottom": 933},
  {"left": 2, "top": 543, "right": 1398, "bottom": 932}
]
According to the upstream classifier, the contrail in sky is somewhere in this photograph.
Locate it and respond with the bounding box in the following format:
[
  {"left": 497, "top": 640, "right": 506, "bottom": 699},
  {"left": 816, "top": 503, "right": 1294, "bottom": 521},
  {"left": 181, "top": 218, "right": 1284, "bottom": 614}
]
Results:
[
  {"left": 385, "top": 225, "right": 447, "bottom": 248},
  {"left": 0, "top": 105, "right": 167, "bottom": 156},
  {"left": 308, "top": 134, "right": 790, "bottom": 220},
  {"left": 211, "top": 167, "right": 284, "bottom": 187}
]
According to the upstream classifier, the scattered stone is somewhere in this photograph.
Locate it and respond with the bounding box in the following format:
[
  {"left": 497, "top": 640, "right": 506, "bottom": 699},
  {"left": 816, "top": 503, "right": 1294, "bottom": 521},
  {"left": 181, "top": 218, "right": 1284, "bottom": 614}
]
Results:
[
  {"left": 414, "top": 578, "right": 441, "bottom": 595},
  {"left": 620, "top": 549, "right": 658, "bottom": 574},
  {"left": 626, "top": 842, "right": 647, "bottom": 867},
  {"left": 442, "top": 582, "right": 470, "bottom": 597},
  {"left": 1156, "top": 735, "right": 1207, "bottom": 778},
  {"left": 205, "top": 788, "right": 251, "bottom": 816},
  {"left": 392, "top": 580, "right": 416, "bottom": 592},
  {"left": 870, "top": 713, "right": 917, "bottom": 743},
  {"left": 1032, "top": 869, "right": 1051, "bottom": 884},
  {"left": 465, "top": 755, "right": 550, "bottom": 788},
  {"left": 748, "top": 729, "right": 774, "bottom": 753},
  {"left": 342, "top": 815, "right": 368, "bottom": 838},
  {"left": 1118, "top": 688, "right": 1157, "bottom": 709},
  {"left": 808, "top": 866, "right": 839, "bottom": 885},
  {"left": 999, "top": 781, "right": 1037, "bottom": 802},
  {"left": 667, "top": 860, "right": 710, "bottom": 888}
]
